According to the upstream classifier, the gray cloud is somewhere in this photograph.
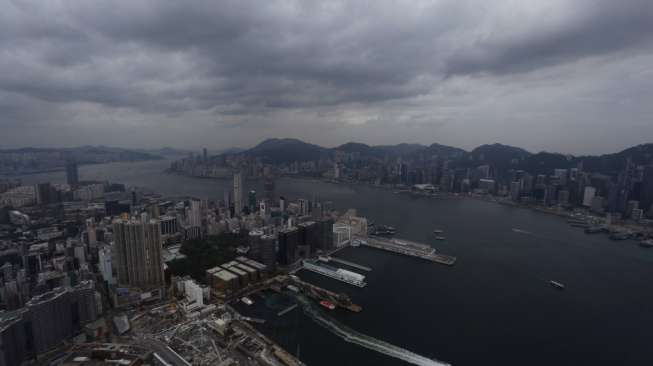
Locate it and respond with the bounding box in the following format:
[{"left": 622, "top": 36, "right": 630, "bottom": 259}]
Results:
[{"left": 0, "top": 0, "right": 652, "bottom": 153}]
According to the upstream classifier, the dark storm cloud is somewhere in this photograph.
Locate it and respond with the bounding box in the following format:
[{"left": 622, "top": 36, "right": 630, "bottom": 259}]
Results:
[
  {"left": 445, "top": 1, "right": 653, "bottom": 75},
  {"left": 0, "top": 1, "right": 652, "bottom": 152}
]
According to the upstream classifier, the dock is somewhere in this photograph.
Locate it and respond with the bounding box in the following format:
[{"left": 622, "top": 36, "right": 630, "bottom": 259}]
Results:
[
  {"left": 277, "top": 304, "right": 298, "bottom": 317},
  {"left": 363, "top": 236, "right": 456, "bottom": 266},
  {"left": 321, "top": 256, "right": 372, "bottom": 272}
]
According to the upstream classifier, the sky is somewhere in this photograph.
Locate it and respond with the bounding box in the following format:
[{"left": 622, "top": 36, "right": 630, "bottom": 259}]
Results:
[{"left": 1, "top": 0, "right": 653, "bottom": 154}]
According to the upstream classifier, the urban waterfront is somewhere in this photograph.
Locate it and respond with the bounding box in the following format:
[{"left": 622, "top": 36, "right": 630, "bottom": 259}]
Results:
[{"left": 8, "top": 159, "right": 653, "bottom": 365}]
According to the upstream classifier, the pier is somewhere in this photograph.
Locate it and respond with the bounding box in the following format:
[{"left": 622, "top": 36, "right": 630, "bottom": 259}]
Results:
[
  {"left": 321, "top": 256, "right": 372, "bottom": 272},
  {"left": 363, "top": 236, "right": 456, "bottom": 266}
]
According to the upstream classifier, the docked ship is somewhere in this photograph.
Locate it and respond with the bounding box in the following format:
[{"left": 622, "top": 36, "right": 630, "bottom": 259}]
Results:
[
  {"left": 319, "top": 300, "right": 336, "bottom": 310},
  {"left": 302, "top": 260, "right": 367, "bottom": 287},
  {"left": 369, "top": 224, "right": 396, "bottom": 236},
  {"left": 549, "top": 280, "right": 565, "bottom": 290}
]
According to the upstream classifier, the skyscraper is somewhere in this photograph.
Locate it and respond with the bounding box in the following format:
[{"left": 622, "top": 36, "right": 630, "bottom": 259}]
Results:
[
  {"left": 112, "top": 218, "right": 164, "bottom": 289},
  {"left": 641, "top": 166, "right": 653, "bottom": 216},
  {"left": 66, "top": 160, "right": 79, "bottom": 187},
  {"left": 248, "top": 190, "right": 257, "bottom": 212},
  {"left": 233, "top": 171, "right": 243, "bottom": 215}
]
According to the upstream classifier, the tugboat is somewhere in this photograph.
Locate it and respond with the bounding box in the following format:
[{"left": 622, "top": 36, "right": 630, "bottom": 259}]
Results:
[
  {"left": 549, "top": 280, "right": 565, "bottom": 290},
  {"left": 319, "top": 300, "right": 336, "bottom": 310}
]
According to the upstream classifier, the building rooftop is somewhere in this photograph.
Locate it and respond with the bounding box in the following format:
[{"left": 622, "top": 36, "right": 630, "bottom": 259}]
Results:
[{"left": 213, "top": 270, "right": 238, "bottom": 282}]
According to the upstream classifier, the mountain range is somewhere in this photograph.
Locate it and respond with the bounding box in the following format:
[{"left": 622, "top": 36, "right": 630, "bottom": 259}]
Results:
[{"left": 226, "top": 138, "right": 653, "bottom": 176}]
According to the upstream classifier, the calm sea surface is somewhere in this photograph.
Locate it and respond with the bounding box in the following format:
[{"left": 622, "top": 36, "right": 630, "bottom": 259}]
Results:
[{"left": 9, "top": 160, "right": 653, "bottom": 365}]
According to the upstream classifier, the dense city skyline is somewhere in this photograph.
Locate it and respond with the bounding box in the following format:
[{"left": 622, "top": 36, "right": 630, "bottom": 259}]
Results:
[{"left": 2, "top": 1, "right": 653, "bottom": 153}]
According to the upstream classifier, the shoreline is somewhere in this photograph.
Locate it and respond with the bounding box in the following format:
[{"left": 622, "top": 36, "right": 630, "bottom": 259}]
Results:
[{"left": 167, "top": 168, "right": 652, "bottom": 240}]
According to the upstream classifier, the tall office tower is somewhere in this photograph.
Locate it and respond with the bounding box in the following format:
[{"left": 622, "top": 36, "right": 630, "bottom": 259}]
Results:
[
  {"left": 641, "top": 166, "right": 653, "bottom": 216},
  {"left": 233, "top": 171, "right": 243, "bottom": 215},
  {"left": 260, "top": 234, "right": 277, "bottom": 268},
  {"left": 66, "top": 160, "right": 79, "bottom": 186},
  {"left": 248, "top": 190, "right": 257, "bottom": 212},
  {"left": 263, "top": 177, "right": 275, "bottom": 201},
  {"left": 112, "top": 218, "right": 164, "bottom": 289},
  {"left": 298, "top": 198, "right": 309, "bottom": 216},
  {"left": 279, "top": 196, "right": 286, "bottom": 212},
  {"left": 223, "top": 191, "right": 231, "bottom": 209},
  {"left": 277, "top": 227, "right": 299, "bottom": 265},
  {"left": 203, "top": 148, "right": 208, "bottom": 162},
  {"left": 248, "top": 229, "right": 264, "bottom": 261},
  {"left": 85, "top": 218, "right": 97, "bottom": 246}
]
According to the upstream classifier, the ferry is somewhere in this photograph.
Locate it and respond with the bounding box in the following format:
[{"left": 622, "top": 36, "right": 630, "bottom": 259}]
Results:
[
  {"left": 639, "top": 239, "right": 653, "bottom": 248},
  {"left": 241, "top": 297, "right": 254, "bottom": 306},
  {"left": 609, "top": 232, "right": 631, "bottom": 241},
  {"left": 434, "top": 236, "right": 446, "bottom": 241},
  {"left": 319, "top": 300, "right": 336, "bottom": 310},
  {"left": 584, "top": 226, "right": 604, "bottom": 234},
  {"left": 549, "top": 280, "right": 565, "bottom": 290}
]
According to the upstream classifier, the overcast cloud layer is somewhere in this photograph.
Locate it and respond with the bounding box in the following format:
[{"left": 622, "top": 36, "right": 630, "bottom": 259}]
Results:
[{"left": 1, "top": 0, "right": 653, "bottom": 154}]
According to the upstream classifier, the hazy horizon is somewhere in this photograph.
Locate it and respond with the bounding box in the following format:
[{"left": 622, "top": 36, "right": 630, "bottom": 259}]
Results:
[{"left": 2, "top": 1, "right": 653, "bottom": 154}]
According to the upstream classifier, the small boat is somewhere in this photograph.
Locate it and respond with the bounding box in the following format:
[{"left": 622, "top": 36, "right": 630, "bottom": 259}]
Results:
[
  {"left": 433, "top": 229, "right": 444, "bottom": 234},
  {"left": 434, "top": 236, "right": 446, "bottom": 241},
  {"left": 319, "top": 300, "right": 336, "bottom": 310},
  {"left": 287, "top": 285, "right": 300, "bottom": 293},
  {"left": 241, "top": 297, "right": 254, "bottom": 305},
  {"left": 549, "top": 280, "right": 565, "bottom": 290}
]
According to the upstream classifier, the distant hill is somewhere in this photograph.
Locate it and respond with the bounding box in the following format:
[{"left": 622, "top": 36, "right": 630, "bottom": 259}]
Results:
[
  {"left": 225, "top": 138, "right": 653, "bottom": 178},
  {"left": 235, "top": 138, "right": 328, "bottom": 163}
]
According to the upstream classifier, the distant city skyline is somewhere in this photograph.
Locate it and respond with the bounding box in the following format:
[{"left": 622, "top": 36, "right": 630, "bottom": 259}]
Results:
[{"left": 1, "top": 1, "right": 653, "bottom": 154}]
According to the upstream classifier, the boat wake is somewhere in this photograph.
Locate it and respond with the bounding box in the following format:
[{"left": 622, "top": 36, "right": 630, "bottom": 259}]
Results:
[{"left": 296, "top": 295, "right": 450, "bottom": 366}]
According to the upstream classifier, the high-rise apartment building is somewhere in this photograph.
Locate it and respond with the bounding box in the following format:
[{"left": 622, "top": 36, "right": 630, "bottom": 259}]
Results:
[
  {"left": 112, "top": 218, "right": 164, "bottom": 289},
  {"left": 66, "top": 160, "right": 79, "bottom": 187}
]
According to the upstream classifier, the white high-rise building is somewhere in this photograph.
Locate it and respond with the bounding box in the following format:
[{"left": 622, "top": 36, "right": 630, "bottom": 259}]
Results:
[
  {"left": 583, "top": 186, "right": 597, "bottom": 207},
  {"left": 233, "top": 171, "right": 243, "bottom": 214},
  {"left": 188, "top": 199, "right": 202, "bottom": 228},
  {"left": 98, "top": 246, "right": 116, "bottom": 285}
]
